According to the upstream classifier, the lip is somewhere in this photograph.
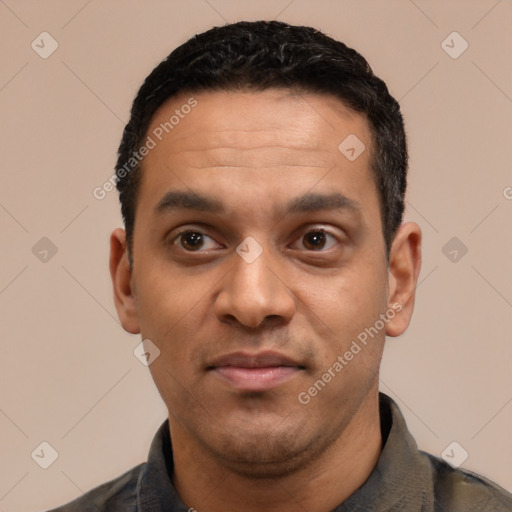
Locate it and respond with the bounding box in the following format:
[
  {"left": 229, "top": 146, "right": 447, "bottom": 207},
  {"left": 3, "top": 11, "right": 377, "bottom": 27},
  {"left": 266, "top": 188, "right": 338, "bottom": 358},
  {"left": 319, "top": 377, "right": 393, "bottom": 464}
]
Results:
[{"left": 208, "top": 351, "right": 304, "bottom": 392}]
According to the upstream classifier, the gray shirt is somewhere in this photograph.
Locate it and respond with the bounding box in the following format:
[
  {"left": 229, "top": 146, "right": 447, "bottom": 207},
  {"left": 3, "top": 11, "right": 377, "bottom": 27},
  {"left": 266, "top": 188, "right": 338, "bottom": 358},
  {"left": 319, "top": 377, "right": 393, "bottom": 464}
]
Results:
[{"left": 48, "top": 393, "right": 512, "bottom": 511}]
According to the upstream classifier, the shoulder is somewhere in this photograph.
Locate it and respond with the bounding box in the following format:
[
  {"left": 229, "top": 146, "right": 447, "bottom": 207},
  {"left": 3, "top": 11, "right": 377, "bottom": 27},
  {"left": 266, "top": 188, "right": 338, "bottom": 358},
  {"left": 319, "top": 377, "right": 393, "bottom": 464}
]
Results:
[
  {"left": 421, "top": 451, "right": 512, "bottom": 511},
  {"left": 47, "top": 463, "right": 144, "bottom": 512}
]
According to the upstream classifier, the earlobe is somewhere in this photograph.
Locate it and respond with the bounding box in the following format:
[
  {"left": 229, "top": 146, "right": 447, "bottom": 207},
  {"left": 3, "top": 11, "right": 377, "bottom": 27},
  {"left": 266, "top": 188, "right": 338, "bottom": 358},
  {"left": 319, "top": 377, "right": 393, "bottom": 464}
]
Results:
[
  {"left": 385, "top": 222, "right": 422, "bottom": 338},
  {"left": 109, "top": 228, "right": 141, "bottom": 334}
]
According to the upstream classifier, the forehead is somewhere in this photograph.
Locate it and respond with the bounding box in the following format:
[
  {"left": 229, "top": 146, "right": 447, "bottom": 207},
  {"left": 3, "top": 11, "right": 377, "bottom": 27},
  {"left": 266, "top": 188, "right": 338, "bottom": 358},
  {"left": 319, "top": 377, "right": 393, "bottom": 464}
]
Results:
[
  {"left": 146, "top": 88, "right": 370, "bottom": 159},
  {"left": 136, "top": 88, "right": 378, "bottom": 221}
]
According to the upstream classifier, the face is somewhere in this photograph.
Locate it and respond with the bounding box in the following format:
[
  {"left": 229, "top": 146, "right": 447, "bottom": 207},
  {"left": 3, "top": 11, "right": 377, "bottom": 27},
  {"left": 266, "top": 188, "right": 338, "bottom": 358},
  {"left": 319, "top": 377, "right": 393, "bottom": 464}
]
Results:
[{"left": 111, "top": 89, "right": 420, "bottom": 478}]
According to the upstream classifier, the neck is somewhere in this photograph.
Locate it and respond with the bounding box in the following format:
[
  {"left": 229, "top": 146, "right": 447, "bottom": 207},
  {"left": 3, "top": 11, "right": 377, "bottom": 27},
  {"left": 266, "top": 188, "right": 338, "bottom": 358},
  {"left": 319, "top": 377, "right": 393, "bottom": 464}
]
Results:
[{"left": 170, "top": 391, "right": 383, "bottom": 512}]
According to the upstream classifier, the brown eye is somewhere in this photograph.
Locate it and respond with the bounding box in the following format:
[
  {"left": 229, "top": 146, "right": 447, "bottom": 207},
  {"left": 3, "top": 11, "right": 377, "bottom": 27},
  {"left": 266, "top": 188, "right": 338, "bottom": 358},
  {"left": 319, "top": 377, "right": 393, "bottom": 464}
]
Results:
[
  {"left": 180, "top": 232, "right": 205, "bottom": 251},
  {"left": 303, "top": 230, "right": 328, "bottom": 250},
  {"left": 172, "top": 230, "right": 222, "bottom": 252}
]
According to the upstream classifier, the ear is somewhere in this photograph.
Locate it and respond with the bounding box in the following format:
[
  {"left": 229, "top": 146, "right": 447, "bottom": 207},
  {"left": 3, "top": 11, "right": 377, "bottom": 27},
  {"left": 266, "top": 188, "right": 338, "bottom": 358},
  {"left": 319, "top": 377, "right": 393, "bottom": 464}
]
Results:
[
  {"left": 109, "top": 228, "right": 140, "bottom": 334},
  {"left": 385, "top": 222, "right": 422, "bottom": 337}
]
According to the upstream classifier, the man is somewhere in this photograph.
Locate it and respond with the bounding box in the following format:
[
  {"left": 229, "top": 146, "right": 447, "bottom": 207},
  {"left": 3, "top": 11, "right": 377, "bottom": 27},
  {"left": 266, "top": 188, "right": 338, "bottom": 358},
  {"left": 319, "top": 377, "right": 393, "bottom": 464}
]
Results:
[{"left": 50, "top": 20, "right": 512, "bottom": 512}]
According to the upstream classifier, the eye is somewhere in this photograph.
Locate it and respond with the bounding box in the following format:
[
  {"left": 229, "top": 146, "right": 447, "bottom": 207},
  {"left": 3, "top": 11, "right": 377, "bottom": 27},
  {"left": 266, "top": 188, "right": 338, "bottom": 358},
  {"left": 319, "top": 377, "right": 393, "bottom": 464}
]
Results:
[
  {"left": 292, "top": 228, "right": 339, "bottom": 251},
  {"left": 173, "top": 230, "right": 221, "bottom": 252}
]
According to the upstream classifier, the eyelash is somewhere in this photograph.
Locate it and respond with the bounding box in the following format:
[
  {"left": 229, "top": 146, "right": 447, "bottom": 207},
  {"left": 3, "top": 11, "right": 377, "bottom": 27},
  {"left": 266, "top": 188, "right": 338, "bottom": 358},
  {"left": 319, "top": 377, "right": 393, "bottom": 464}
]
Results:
[
  {"left": 170, "top": 227, "right": 341, "bottom": 252},
  {"left": 173, "top": 229, "right": 222, "bottom": 251}
]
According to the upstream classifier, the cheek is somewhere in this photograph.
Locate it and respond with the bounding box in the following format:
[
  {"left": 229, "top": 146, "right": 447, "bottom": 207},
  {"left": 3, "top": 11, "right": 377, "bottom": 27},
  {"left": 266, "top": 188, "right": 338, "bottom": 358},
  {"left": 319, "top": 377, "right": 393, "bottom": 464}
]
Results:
[
  {"left": 134, "top": 257, "right": 207, "bottom": 333},
  {"left": 133, "top": 259, "right": 221, "bottom": 370},
  {"left": 300, "top": 264, "right": 388, "bottom": 334},
  {"left": 301, "top": 271, "right": 388, "bottom": 400}
]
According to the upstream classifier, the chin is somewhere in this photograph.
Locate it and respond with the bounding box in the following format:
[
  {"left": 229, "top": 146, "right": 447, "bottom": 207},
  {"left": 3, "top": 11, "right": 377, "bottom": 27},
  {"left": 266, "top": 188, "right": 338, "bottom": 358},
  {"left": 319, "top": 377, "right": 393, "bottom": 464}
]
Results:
[{"left": 198, "top": 421, "right": 337, "bottom": 479}]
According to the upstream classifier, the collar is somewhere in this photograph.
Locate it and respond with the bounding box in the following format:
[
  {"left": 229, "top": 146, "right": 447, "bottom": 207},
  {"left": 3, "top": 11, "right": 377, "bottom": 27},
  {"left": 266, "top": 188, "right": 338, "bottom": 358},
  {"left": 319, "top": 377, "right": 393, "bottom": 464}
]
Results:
[{"left": 334, "top": 393, "right": 431, "bottom": 511}]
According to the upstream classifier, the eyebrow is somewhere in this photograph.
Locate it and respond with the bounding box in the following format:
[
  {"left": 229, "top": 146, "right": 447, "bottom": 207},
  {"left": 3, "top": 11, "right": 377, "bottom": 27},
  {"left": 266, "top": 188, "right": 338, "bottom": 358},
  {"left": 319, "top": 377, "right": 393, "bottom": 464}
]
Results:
[
  {"left": 286, "top": 192, "right": 360, "bottom": 215},
  {"left": 154, "top": 190, "right": 360, "bottom": 216},
  {"left": 155, "top": 190, "right": 225, "bottom": 214}
]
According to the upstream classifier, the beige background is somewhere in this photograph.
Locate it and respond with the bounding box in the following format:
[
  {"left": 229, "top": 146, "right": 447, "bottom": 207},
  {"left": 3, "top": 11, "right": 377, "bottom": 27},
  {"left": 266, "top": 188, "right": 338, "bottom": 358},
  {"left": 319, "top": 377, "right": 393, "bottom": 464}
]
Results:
[{"left": 1, "top": 1, "right": 511, "bottom": 510}]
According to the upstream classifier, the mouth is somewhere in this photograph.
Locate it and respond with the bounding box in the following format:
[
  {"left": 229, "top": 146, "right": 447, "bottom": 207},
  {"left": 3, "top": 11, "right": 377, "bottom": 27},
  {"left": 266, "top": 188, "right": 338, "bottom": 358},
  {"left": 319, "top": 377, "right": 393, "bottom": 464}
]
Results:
[{"left": 207, "top": 351, "right": 305, "bottom": 392}]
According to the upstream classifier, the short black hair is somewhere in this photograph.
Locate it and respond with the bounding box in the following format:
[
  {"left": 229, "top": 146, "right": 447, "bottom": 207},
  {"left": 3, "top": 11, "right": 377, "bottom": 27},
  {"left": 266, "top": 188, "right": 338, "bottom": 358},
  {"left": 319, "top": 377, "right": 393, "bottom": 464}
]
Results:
[{"left": 115, "top": 20, "right": 407, "bottom": 260}]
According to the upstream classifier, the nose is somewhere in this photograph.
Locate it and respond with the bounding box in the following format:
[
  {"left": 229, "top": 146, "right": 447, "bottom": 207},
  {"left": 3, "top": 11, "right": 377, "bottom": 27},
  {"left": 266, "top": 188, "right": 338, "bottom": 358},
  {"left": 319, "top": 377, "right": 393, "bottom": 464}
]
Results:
[{"left": 214, "top": 245, "right": 296, "bottom": 329}]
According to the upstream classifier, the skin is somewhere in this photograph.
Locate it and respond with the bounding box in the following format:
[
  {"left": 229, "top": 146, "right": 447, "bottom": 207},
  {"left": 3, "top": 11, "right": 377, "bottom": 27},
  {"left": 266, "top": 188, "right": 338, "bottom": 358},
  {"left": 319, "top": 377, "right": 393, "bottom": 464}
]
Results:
[{"left": 110, "top": 89, "right": 422, "bottom": 512}]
